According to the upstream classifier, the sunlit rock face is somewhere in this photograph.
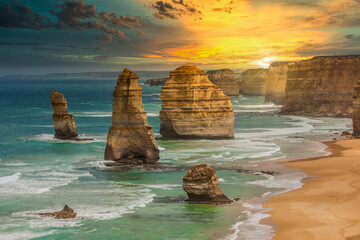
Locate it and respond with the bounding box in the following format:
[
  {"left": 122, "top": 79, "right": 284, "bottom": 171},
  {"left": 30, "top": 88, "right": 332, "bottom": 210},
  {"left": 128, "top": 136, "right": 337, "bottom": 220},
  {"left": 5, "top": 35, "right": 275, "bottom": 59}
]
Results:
[
  {"left": 264, "top": 62, "right": 293, "bottom": 105},
  {"left": 104, "top": 69, "right": 159, "bottom": 164},
  {"left": 182, "top": 164, "right": 232, "bottom": 204},
  {"left": 39, "top": 205, "right": 76, "bottom": 219},
  {"left": 160, "top": 64, "right": 234, "bottom": 139},
  {"left": 239, "top": 69, "right": 268, "bottom": 96},
  {"left": 50, "top": 91, "right": 78, "bottom": 140},
  {"left": 207, "top": 69, "right": 240, "bottom": 96},
  {"left": 353, "top": 79, "right": 360, "bottom": 136},
  {"left": 281, "top": 56, "right": 360, "bottom": 117}
]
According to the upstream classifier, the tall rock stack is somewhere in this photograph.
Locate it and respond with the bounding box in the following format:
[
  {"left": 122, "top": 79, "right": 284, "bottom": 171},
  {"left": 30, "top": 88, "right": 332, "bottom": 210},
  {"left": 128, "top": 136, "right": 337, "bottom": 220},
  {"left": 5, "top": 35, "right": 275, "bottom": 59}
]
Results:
[
  {"left": 264, "top": 62, "right": 292, "bottom": 105},
  {"left": 281, "top": 56, "right": 360, "bottom": 117},
  {"left": 50, "top": 91, "right": 78, "bottom": 140},
  {"left": 353, "top": 79, "right": 360, "bottom": 136},
  {"left": 160, "top": 64, "right": 234, "bottom": 139},
  {"left": 239, "top": 69, "right": 268, "bottom": 96},
  {"left": 207, "top": 69, "right": 240, "bottom": 96},
  {"left": 104, "top": 69, "right": 159, "bottom": 164}
]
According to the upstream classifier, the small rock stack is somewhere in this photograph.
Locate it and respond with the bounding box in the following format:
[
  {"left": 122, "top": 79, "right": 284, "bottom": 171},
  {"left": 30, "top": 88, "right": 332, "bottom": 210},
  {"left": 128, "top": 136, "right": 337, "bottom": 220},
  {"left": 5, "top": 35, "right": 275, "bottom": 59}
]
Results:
[
  {"left": 50, "top": 91, "right": 78, "bottom": 140},
  {"left": 104, "top": 68, "right": 159, "bottom": 164},
  {"left": 353, "top": 79, "right": 360, "bottom": 136}
]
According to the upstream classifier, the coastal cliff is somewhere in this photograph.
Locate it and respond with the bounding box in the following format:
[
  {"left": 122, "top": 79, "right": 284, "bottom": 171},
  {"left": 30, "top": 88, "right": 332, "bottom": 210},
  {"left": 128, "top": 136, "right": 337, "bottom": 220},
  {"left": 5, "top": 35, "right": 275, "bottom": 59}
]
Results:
[
  {"left": 50, "top": 91, "right": 78, "bottom": 140},
  {"left": 160, "top": 64, "right": 234, "bottom": 139},
  {"left": 281, "top": 56, "right": 360, "bottom": 117},
  {"left": 207, "top": 69, "right": 239, "bottom": 96},
  {"left": 104, "top": 69, "right": 159, "bottom": 164},
  {"left": 353, "top": 79, "right": 360, "bottom": 136},
  {"left": 239, "top": 69, "right": 268, "bottom": 95},
  {"left": 264, "top": 62, "right": 292, "bottom": 105}
]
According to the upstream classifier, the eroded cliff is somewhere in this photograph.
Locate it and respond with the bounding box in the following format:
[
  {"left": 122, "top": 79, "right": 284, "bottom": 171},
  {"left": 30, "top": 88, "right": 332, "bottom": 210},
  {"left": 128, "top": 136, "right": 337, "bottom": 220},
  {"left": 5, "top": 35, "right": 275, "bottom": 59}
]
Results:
[
  {"left": 239, "top": 69, "right": 268, "bottom": 95},
  {"left": 160, "top": 64, "right": 234, "bottom": 139},
  {"left": 281, "top": 56, "right": 360, "bottom": 117},
  {"left": 207, "top": 69, "right": 239, "bottom": 96},
  {"left": 353, "top": 79, "right": 360, "bottom": 136}
]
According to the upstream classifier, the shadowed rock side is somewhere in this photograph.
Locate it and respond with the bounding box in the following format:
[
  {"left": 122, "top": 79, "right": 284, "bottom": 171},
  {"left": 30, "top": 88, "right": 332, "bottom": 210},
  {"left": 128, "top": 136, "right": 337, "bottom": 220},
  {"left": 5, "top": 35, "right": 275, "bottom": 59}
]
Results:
[
  {"left": 144, "top": 78, "right": 168, "bottom": 86},
  {"left": 104, "top": 69, "right": 159, "bottom": 164},
  {"left": 183, "top": 164, "right": 232, "bottom": 204},
  {"left": 39, "top": 205, "right": 76, "bottom": 219},
  {"left": 207, "top": 69, "right": 240, "bottom": 96},
  {"left": 160, "top": 64, "right": 234, "bottom": 139},
  {"left": 353, "top": 79, "right": 360, "bottom": 136},
  {"left": 50, "top": 91, "right": 78, "bottom": 140},
  {"left": 264, "top": 62, "right": 293, "bottom": 105},
  {"left": 281, "top": 56, "right": 360, "bottom": 117},
  {"left": 239, "top": 69, "right": 268, "bottom": 95}
]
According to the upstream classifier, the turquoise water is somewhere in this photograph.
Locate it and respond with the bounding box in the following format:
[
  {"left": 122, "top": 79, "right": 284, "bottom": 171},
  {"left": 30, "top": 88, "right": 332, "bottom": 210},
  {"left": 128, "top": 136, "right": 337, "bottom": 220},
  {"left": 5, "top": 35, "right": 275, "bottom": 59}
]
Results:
[{"left": 0, "top": 79, "right": 352, "bottom": 240}]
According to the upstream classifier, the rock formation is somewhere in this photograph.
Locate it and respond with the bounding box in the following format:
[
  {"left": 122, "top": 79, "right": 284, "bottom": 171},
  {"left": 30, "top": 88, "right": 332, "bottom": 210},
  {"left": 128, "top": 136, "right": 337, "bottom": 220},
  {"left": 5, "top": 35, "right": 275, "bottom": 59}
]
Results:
[
  {"left": 104, "top": 68, "right": 159, "bottom": 164},
  {"left": 40, "top": 205, "right": 76, "bottom": 219},
  {"left": 144, "top": 78, "right": 168, "bottom": 86},
  {"left": 264, "top": 62, "right": 293, "bottom": 105},
  {"left": 281, "top": 56, "right": 360, "bottom": 117},
  {"left": 239, "top": 69, "right": 268, "bottom": 95},
  {"left": 160, "top": 64, "right": 234, "bottom": 139},
  {"left": 183, "top": 164, "right": 232, "bottom": 204},
  {"left": 207, "top": 69, "right": 240, "bottom": 96},
  {"left": 353, "top": 78, "right": 360, "bottom": 136},
  {"left": 50, "top": 91, "right": 78, "bottom": 140}
]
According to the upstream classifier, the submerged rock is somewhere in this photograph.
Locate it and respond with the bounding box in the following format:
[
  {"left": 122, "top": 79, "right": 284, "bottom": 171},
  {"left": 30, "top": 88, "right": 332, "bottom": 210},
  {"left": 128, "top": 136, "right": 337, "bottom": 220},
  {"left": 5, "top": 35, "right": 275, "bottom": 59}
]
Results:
[
  {"left": 50, "top": 91, "right": 78, "bottom": 140},
  {"left": 183, "top": 164, "right": 232, "bottom": 204},
  {"left": 40, "top": 205, "right": 76, "bottom": 219},
  {"left": 353, "top": 78, "right": 360, "bottom": 136},
  {"left": 104, "top": 68, "right": 159, "bottom": 164},
  {"left": 160, "top": 64, "right": 234, "bottom": 139},
  {"left": 239, "top": 69, "right": 268, "bottom": 96},
  {"left": 207, "top": 69, "right": 240, "bottom": 96}
]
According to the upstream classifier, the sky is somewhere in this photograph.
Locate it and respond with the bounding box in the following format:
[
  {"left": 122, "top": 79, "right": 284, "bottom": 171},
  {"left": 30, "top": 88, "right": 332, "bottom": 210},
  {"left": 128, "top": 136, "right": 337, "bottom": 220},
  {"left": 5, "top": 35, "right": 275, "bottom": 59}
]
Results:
[{"left": 0, "top": 0, "right": 360, "bottom": 76}]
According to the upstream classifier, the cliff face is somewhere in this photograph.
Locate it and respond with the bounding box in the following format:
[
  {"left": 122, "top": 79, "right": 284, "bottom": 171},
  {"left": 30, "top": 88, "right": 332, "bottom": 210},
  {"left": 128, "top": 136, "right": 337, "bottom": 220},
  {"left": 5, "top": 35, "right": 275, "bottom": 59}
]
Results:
[
  {"left": 239, "top": 69, "right": 268, "bottom": 95},
  {"left": 50, "top": 91, "right": 78, "bottom": 140},
  {"left": 353, "top": 79, "right": 360, "bottom": 136},
  {"left": 281, "top": 56, "right": 360, "bottom": 117},
  {"left": 160, "top": 64, "right": 234, "bottom": 139},
  {"left": 265, "top": 62, "right": 292, "bottom": 105},
  {"left": 104, "top": 69, "right": 159, "bottom": 164},
  {"left": 207, "top": 69, "right": 239, "bottom": 96},
  {"left": 183, "top": 164, "right": 232, "bottom": 204}
]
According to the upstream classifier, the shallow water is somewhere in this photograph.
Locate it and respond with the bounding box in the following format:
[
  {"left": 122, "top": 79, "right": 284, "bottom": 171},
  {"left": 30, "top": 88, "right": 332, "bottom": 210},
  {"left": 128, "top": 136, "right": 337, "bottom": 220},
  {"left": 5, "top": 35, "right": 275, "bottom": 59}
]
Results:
[{"left": 0, "top": 79, "right": 351, "bottom": 239}]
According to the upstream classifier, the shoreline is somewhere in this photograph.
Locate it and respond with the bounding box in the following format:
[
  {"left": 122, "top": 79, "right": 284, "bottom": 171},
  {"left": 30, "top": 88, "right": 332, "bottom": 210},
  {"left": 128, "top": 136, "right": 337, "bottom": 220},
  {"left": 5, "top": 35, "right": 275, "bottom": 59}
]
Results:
[{"left": 261, "top": 139, "right": 360, "bottom": 240}]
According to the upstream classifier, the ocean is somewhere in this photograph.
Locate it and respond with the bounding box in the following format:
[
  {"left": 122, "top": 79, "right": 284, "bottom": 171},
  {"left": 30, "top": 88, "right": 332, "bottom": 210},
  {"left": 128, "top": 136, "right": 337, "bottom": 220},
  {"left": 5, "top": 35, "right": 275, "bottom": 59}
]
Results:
[{"left": 0, "top": 78, "right": 352, "bottom": 240}]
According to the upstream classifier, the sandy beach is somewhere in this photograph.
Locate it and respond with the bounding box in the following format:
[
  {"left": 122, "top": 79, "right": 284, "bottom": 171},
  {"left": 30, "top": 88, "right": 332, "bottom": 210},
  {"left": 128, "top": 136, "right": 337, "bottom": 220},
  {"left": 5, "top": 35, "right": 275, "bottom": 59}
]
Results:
[{"left": 263, "top": 139, "right": 360, "bottom": 240}]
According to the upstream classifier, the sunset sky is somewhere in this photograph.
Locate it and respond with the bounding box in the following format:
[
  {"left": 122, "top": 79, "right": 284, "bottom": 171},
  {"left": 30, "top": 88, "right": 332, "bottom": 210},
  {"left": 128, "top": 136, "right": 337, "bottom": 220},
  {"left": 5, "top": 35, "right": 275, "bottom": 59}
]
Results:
[{"left": 1, "top": 0, "right": 360, "bottom": 75}]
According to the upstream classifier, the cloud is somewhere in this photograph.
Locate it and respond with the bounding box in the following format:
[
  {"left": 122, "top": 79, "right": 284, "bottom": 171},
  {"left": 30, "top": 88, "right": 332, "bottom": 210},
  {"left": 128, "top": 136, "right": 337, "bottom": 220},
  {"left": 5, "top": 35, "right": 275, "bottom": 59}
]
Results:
[
  {"left": 0, "top": 2, "right": 50, "bottom": 30},
  {"left": 151, "top": 0, "right": 200, "bottom": 20},
  {"left": 0, "top": 0, "right": 142, "bottom": 44}
]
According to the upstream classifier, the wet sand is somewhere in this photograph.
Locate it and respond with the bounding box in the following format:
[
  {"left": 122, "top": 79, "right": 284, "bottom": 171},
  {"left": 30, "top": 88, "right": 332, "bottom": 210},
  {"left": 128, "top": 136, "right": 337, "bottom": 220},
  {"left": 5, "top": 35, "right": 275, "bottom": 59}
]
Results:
[{"left": 263, "top": 139, "right": 360, "bottom": 240}]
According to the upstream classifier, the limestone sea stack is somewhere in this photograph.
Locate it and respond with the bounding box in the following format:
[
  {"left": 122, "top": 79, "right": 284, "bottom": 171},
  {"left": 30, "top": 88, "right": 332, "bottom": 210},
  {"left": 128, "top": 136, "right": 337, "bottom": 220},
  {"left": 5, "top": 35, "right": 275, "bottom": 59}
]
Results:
[
  {"left": 207, "top": 69, "right": 240, "bottom": 96},
  {"left": 50, "top": 91, "right": 78, "bottom": 140},
  {"left": 144, "top": 78, "right": 168, "bottom": 86},
  {"left": 353, "top": 79, "right": 360, "bottom": 136},
  {"left": 239, "top": 69, "right": 268, "bottom": 95},
  {"left": 183, "top": 164, "right": 232, "bottom": 204},
  {"left": 160, "top": 64, "right": 234, "bottom": 139},
  {"left": 104, "top": 69, "right": 159, "bottom": 164},
  {"left": 264, "top": 62, "right": 292, "bottom": 105},
  {"left": 39, "top": 205, "right": 76, "bottom": 219},
  {"left": 281, "top": 56, "right": 360, "bottom": 117}
]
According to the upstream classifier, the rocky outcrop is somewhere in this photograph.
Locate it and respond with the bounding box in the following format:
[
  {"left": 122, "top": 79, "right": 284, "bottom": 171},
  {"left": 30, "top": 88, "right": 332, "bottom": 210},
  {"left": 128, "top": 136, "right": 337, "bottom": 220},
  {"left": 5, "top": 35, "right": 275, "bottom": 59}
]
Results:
[
  {"left": 50, "top": 91, "right": 78, "bottom": 140},
  {"left": 144, "top": 78, "right": 168, "bottom": 86},
  {"left": 281, "top": 56, "right": 360, "bottom": 117},
  {"left": 104, "top": 69, "right": 159, "bottom": 164},
  {"left": 160, "top": 64, "right": 234, "bottom": 139},
  {"left": 265, "top": 62, "right": 293, "bottom": 105},
  {"left": 353, "top": 79, "right": 360, "bottom": 136},
  {"left": 239, "top": 69, "right": 268, "bottom": 95},
  {"left": 39, "top": 205, "right": 76, "bottom": 219},
  {"left": 207, "top": 69, "right": 240, "bottom": 96},
  {"left": 183, "top": 164, "right": 232, "bottom": 204}
]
